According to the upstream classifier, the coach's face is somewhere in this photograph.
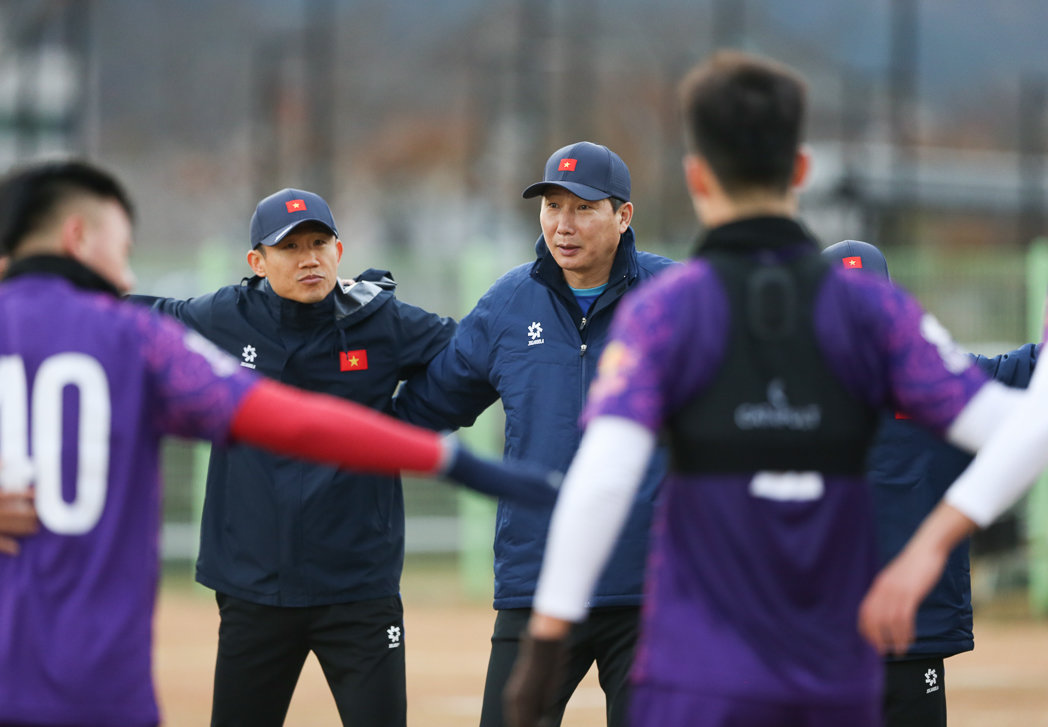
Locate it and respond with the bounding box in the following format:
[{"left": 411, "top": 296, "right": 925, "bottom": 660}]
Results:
[
  {"left": 539, "top": 187, "right": 632, "bottom": 289},
  {"left": 247, "top": 222, "right": 342, "bottom": 304}
]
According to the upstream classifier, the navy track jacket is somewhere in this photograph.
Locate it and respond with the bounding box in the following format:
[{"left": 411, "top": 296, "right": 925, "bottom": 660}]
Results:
[
  {"left": 137, "top": 270, "right": 455, "bottom": 606},
  {"left": 395, "top": 229, "right": 676, "bottom": 609},
  {"left": 869, "top": 342, "right": 1038, "bottom": 658}
]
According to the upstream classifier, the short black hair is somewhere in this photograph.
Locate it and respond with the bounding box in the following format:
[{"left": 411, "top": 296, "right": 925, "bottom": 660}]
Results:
[
  {"left": 0, "top": 159, "right": 135, "bottom": 255},
  {"left": 678, "top": 51, "right": 807, "bottom": 196}
]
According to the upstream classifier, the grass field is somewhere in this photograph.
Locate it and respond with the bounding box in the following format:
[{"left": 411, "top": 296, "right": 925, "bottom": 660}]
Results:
[{"left": 154, "top": 558, "right": 1048, "bottom": 727}]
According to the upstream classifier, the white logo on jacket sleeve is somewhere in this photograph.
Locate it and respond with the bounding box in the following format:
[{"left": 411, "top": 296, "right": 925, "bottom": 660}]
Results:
[
  {"left": 183, "top": 330, "right": 240, "bottom": 377},
  {"left": 920, "top": 314, "right": 970, "bottom": 374},
  {"left": 527, "top": 321, "right": 545, "bottom": 347}
]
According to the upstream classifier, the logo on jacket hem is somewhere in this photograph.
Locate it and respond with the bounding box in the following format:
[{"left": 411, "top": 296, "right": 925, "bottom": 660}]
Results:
[
  {"left": 387, "top": 625, "right": 402, "bottom": 649},
  {"left": 340, "top": 349, "right": 369, "bottom": 371},
  {"left": 527, "top": 321, "right": 544, "bottom": 347},
  {"left": 924, "top": 667, "right": 939, "bottom": 694},
  {"left": 240, "top": 344, "right": 258, "bottom": 369}
]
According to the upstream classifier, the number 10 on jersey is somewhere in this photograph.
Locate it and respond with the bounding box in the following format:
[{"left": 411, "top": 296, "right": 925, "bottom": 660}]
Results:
[{"left": 0, "top": 353, "right": 111, "bottom": 535}]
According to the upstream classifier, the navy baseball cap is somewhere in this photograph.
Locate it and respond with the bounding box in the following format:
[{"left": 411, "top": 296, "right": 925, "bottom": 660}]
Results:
[
  {"left": 522, "top": 141, "right": 631, "bottom": 202},
  {"left": 249, "top": 188, "right": 339, "bottom": 249},
  {"left": 821, "top": 239, "right": 890, "bottom": 281}
]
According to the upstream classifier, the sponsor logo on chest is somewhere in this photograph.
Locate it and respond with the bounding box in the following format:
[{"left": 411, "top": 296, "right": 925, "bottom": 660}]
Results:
[
  {"left": 734, "top": 379, "right": 821, "bottom": 431},
  {"left": 238, "top": 344, "right": 371, "bottom": 373},
  {"left": 527, "top": 321, "right": 544, "bottom": 347},
  {"left": 240, "top": 344, "right": 258, "bottom": 369}
]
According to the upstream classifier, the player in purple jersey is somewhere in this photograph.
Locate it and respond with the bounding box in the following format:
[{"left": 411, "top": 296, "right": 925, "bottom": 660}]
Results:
[
  {"left": 0, "top": 258, "right": 39, "bottom": 558},
  {"left": 503, "top": 52, "right": 1023, "bottom": 727},
  {"left": 0, "top": 160, "right": 556, "bottom": 727}
]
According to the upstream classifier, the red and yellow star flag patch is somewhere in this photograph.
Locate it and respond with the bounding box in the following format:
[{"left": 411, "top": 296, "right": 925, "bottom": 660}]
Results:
[
  {"left": 558, "top": 158, "right": 577, "bottom": 171},
  {"left": 340, "top": 349, "right": 368, "bottom": 371},
  {"left": 842, "top": 256, "right": 863, "bottom": 269},
  {"left": 285, "top": 199, "right": 307, "bottom": 213}
]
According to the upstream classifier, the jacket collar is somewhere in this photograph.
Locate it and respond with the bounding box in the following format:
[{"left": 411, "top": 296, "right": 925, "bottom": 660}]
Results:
[
  {"left": 240, "top": 267, "right": 395, "bottom": 326},
  {"left": 336, "top": 268, "right": 396, "bottom": 322},
  {"left": 3, "top": 255, "right": 122, "bottom": 297},
  {"left": 692, "top": 215, "right": 818, "bottom": 258},
  {"left": 532, "top": 226, "right": 639, "bottom": 300}
]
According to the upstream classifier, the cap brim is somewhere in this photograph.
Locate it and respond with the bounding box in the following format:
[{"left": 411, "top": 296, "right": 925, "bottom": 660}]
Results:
[
  {"left": 521, "top": 181, "right": 611, "bottom": 202},
  {"left": 257, "top": 218, "right": 338, "bottom": 247}
]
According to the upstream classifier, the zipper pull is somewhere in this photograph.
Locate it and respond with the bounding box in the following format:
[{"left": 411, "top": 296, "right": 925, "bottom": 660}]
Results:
[
  {"left": 580, "top": 343, "right": 587, "bottom": 357},
  {"left": 579, "top": 316, "right": 587, "bottom": 332}
]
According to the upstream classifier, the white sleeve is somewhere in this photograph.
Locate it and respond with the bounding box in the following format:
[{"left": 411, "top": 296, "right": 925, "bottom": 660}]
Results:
[
  {"left": 532, "top": 416, "right": 656, "bottom": 622},
  {"left": 944, "top": 364, "right": 1048, "bottom": 527},
  {"left": 943, "top": 380, "right": 1024, "bottom": 452}
]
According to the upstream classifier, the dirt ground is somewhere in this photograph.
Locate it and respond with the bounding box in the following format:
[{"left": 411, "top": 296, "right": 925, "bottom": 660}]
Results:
[{"left": 155, "top": 564, "right": 1048, "bottom": 727}]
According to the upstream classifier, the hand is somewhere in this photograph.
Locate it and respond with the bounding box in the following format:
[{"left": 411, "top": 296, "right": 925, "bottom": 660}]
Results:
[
  {"left": 857, "top": 543, "right": 947, "bottom": 656},
  {"left": 0, "top": 489, "right": 39, "bottom": 556},
  {"left": 858, "top": 503, "right": 975, "bottom": 656},
  {"left": 441, "top": 436, "right": 560, "bottom": 507},
  {"left": 503, "top": 632, "right": 569, "bottom": 727}
]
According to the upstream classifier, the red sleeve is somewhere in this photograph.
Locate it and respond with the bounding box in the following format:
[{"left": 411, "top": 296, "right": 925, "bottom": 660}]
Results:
[{"left": 229, "top": 379, "right": 445, "bottom": 475}]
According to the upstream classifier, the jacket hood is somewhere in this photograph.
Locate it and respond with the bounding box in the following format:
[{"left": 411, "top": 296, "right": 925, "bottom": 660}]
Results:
[{"left": 239, "top": 268, "right": 396, "bottom": 326}]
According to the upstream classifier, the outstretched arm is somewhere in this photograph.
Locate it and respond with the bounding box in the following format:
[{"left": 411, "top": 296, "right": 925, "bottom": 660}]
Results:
[
  {"left": 861, "top": 353, "right": 1048, "bottom": 655},
  {"left": 858, "top": 503, "right": 977, "bottom": 655},
  {"left": 229, "top": 379, "right": 558, "bottom": 508}
]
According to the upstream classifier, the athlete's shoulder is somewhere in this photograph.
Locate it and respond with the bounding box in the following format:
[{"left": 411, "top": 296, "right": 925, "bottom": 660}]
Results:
[
  {"left": 820, "top": 264, "right": 916, "bottom": 325},
  {"left": 629, "top": 258, "right": 714, "bottom": 306},
  {"left": 612, "top": 260, "right": 721, "bottom": 340}
]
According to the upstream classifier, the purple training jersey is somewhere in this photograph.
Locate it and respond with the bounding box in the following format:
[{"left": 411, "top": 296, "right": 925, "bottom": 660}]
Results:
[
  {"left": 584, "top": 260, "right": 987, "bottom": 709},
  {"left": 0, "top": 273, "right": 258, "bottom": 726}
]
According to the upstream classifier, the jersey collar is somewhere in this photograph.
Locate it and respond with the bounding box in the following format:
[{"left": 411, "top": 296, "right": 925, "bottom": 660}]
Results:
[
  {"left": 3, "top": 255, "right": 122, "bottom": 297},
  {"left": 693, "top": 215, "right": 818, "bottom": 258}
]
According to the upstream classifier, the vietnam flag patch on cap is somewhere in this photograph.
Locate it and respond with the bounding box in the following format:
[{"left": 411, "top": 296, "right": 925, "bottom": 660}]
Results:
[
  {"left": 286, "top": 199, "right": 307, "bottom": 213},
  {"left": 340, "top": 349, "right": 368, "bottom": 371},
  {"left": 558, "top": 158, "right": 577, "bottom": 171},
  {"left": 842, "top": 256, "right": 863, "bottom": 269}
]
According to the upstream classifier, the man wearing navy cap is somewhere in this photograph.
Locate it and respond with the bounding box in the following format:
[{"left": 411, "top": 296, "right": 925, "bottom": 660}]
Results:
[
  {"left": 502, "top": 52, "right": 1022, "bottom": 727},
  {"left": 395, "top": 141, "right": 676, "bottom": 726},
  {"left": 132, "top": 187, "right": 457, "bottom": 726}
]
